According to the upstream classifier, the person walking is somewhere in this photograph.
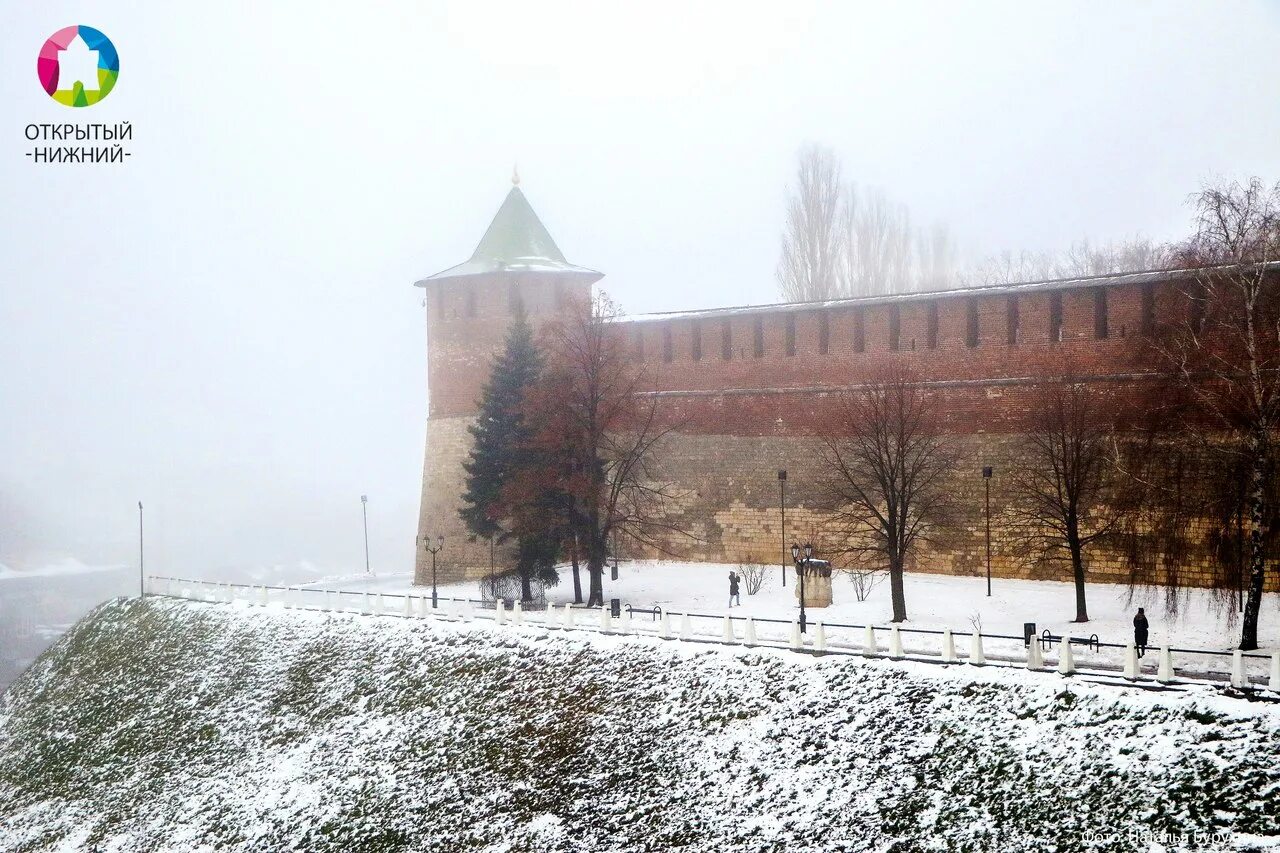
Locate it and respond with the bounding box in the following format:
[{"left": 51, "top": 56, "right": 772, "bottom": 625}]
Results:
[
  {"left": 728, "top": 571, "right": 741, "bottom": 607},
  {"left": 1133, "top": 607, "right": 1149, "bottom": 658}
]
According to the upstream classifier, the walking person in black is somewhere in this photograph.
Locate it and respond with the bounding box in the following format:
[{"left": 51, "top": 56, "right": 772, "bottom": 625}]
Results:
[
  {"left": 728, "top": 571, "right": 741, "bottom": 607},
  {"left": 1133, "top": 607, "right": 1149, "bottom": 658}
]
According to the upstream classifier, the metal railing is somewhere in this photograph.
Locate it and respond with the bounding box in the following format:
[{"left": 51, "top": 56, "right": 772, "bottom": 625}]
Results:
[{"left": 143, "top": 575, "right": 1280, "bottom": 697}]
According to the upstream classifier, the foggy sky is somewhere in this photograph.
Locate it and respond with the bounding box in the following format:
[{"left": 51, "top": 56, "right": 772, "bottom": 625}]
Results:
[{"left": 3, "top": 1, "right": 1279, "bottom": 581}]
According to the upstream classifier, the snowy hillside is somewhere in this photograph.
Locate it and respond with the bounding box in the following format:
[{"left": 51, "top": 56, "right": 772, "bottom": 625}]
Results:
[{"left": 1, "top": 598, "right": 1278, "bottom": 852}]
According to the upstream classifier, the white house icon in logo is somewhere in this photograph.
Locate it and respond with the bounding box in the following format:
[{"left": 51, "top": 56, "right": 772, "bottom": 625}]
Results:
[{"left": 57, "top": 34, "right": 100, "bottom": 92}]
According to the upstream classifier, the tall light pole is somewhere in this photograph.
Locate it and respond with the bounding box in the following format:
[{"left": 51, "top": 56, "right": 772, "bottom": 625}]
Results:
[
  {"left": 778, "top": 469, "right": 787, "bottom": 587},
  {"left": 138, "top": 501, "right": 144, "bottom": 597},
  {"left": 360, "top": 495, "right": 371, "bottom": 576},
  {"left": 791, "top": 541, "right": 812, "bottom": 633},
  {"left": 422, "top": 534, "right": 444, "bottom": 609},
  {"left": 982, "top": 466, "right": 993, "bottom": 597}
]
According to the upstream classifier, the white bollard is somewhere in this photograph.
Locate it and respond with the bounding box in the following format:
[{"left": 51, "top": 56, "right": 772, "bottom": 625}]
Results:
[
  {"left": 864, "top": 625, "right": 878, "bottom": 656},
  {"left": 1268, "top": 651, "right": 1280, "bottom": 692},
  {"left": 969, "top": 632, "right": 986, "bottom": 666},
  {"left": 1058, "top": 637, "right": 1076, "bottom": 675},
  {"left": 377, "top": 594, "right": 386, "bottom": 615},
  {"left": 420, "top": 596, "right": 433, "bottom": 618},
  {"left": 679, "top": 613, "right": 692, "bottom": 640},
  {"left": 889, "top": 625, "right": 904, "bottom": 659},
  {"left": 941, "top": 628, "right": 957, "bottom": 663},
  {"left": 512, "top": 601, "right": 524, "bottom": 625},
  {"left": 1026, "top": 638, "right": 1044, "bottom": 670},
  {"left": 363, "top": 593, "right": 371, "bottom": 615},
  {"left": 403, "top": 596, "right": 412, "bottom": 618},
  {"left": 744, "top": 617, "right": 757, "bottom": 647},
  {"left": 260, "top": 586, "right": 268, "bottom": 606},
  {"left": 789, "top": 620, "right": 803, "bottom": 650},
  {"left": 463, "top": 600, "right": 474, "bottom": 622},
  {"left": 722, "top": 616, "right": 735, "bottom": 644},
  {"left": 1123, "top": 643, "right": 1140, "bottom": 681},
  {"left": 495, "top": 600, "right": 506, "bottom": 625},
  {"left": 599, "top": 606, "right": 610, "bottom": 633},
  {"left": 325, "top": 591, "right": 333, "bottom": 612},
  {"left": 659, "top": 610, "right": 671, "bottom": 639},
  {"left": 563, "top": 605, "right": 575, "bottom": 630},
  {"left": 814, "top": 621, "right": 827, "bottom": 653},
  {"left": 1230, "top": 649, "right": 1248, "bottom": 689},
  {"left": 1157, "top": 645, "right": 1175, "bottom": 684}
]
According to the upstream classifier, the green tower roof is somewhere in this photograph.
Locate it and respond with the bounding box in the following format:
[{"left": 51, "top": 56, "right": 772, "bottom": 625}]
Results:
[{"left": 416, "top": 180, "right": 602, "bottom": 285}]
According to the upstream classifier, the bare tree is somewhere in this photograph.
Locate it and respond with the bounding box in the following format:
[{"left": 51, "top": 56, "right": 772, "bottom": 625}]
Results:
[
  {"left": 1006, "top": 381, "right": 1132, "bottom": 623},
  {"left": 737, "top": 560, "right": 766, "bottom": 596},
  {"left": 960, "top": 236, "right": 1173, "bottom": 286},
  {"left": 817, "top": 373, "right": 956, "bottom": 622},
  {"left": 777, "top": 144, "right": 844, "bottom": 302},
  {"left": 522, "top": 293, "right": 687, "bottom": 607},
  {"left": 1154, "top": 178, "right": 1280, "bottom": 649}
]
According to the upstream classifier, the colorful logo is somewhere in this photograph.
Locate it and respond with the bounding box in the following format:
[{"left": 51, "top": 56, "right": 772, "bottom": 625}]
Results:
[{"left": 38, "top": 26, "right": 119, "bottom": 108}]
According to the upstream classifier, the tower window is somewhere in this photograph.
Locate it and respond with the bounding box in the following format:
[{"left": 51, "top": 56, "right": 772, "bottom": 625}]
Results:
[
  {"left": 753, "top": 317, "right": 765, "bottom": 358},
  {"left": 926, "top": 302, "right": 939, "bottom": 349},
  {"left": 1093, "top": 288, "right": 1109, "bottom": 340},
  {"left": 818, "top": 311, "right": 830, "bottom": 355},
  {"left": 853, "top": 310, "right": 866, "bottom": 353},
  {"left": 1141, "top": 283, "right": 1156, "bottom": 334},
  {"left": 1006, "top": 296, "right": 1019, "bottom": 346},
  {"left": 785, "top": 314, "right": 796, "bottom": 356},
  {"left": 1049, "top": 292, "right": 1064, "bottom": 342},
  {"left": 889, "top": 305, "right": 901, "bottom": 352},
  {"left": 965, "top": 299, "right": 979, "bottom": 348},
  {"left": 721, "top": 319, "right": 733, "bottom": 360},
  {"left": 691, "top": 321, "right": 702, "bottom": 361},
  {"left": 662, "top": 325, "right": 674, "bottom": 363}
]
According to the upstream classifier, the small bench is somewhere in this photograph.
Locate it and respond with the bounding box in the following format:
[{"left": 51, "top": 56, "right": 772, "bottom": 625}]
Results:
[{"left": 624, "top": 604, "right": 663, "bottom": 621}]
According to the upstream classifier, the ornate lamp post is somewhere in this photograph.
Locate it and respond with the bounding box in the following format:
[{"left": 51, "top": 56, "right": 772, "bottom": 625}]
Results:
[
  {"left": 361, "top": 495, "right": 371, "bottom": 576},
  {"left": 778, "top": 469, "right": 788, "bottom": 587},
  {"left": 422, "top": 534, "right": 445, "bottom": 609},
  {"left": 791, "top": 541, "right": 813, "bottom": 633},
  {"left": 982, "top": 466, "right": 993, "bottom": 597}
]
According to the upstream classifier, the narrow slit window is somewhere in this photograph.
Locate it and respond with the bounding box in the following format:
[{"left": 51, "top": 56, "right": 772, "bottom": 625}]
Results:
[
  {"left": 965, "top": 299, "right": 979, "bottom": 348},
  {"left": 1049, "top": 292, "right": 1064, "bottom": 342},
  {"left": 926, "top": 303, "right": 939, "bottom": 349},
  {"left": 1141, "top": 283, "right": 1156, "bottom": 334},
  {"left": 853, "top": 310, "right": 865, "bottom": 353},
  {"left": 889, "top": 306, "right": 901, "bottom": 352},
  {"left": 662, "top": 325, "right": 674, "bottom": 363},
  {"left": 1093, "top": 288, "right": 1109, "bottom": 339},
  {"left": 1006, "top": 296, "right": 1019, "bottom": 346},
  {"left": 818, "top": 312, "right": 830, "bottom": 355},
  {"left": 691, "top": 321, "right": 702, "bottom": 361},
  {"left": 721, "top": 319, "right": 732, "bottom": 360},
  {"left": 753, "top": 317, "right": 765, "bottom": 358},
  {"left": 785, "top": 314, "right": 796, "bottom": 356}
]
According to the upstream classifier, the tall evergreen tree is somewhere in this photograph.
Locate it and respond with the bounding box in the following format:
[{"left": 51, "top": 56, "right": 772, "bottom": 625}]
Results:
[{"left": 459, "top": 308, "right": 558, "bottom": 600}]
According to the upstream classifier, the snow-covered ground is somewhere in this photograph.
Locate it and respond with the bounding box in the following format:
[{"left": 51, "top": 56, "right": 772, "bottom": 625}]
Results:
[{"left": 311, "top": 560, "right": 1280, "bottom": 656}]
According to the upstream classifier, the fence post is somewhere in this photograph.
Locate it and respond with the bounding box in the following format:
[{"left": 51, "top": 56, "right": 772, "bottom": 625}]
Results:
[
  {"left": 679, "top": 613, "right": 692, "bottom": 641},
  {"left": 463, "top": 601, "right": 474, "bottom": 622},
  {"left": 969, "top": 632, "right": 985, "bottom": 666},
  {"left": 492, "top": 599, "right": 504, "bottom": 625},
  {"left": 863, "top": 625, "right": 878, "bottom": 656},
  {"left": 511, "top": 601, "right": 523, "bottom": 625},
  {"left": 813, "top": 621, "right": 826, "bottom": 653},
  {"left": 403, "top": 596, "right": 411, "bottom": 618},
  {"left": 657, "top": 609, "right": 669, "bottom": 639},
  {"left": 1156, "top": 646, "right": 1174, "bottom": 684},
  {"left": 376, "top": 594, "right": 385, "bottom": 615},
  {"left": 599, "top": 605, "right": 610, "bottom": 633},
  {"left": 1123, "top": 643, "right": 1140, "bottom": 681},
  {"left": 1267, "top": 651, "right": 1280, "bottom": 692},
  {"left": 722, "top": 616, "right": 735, "bottom": 644},
  {"left": 362, "top": 593, "right": 371, "bottom": 614},
  {"left": 563, "top": 605, "right": 574, "bottom": 630},
  {"left": 789, "top": 620, "right": 802, "bottom": 650},
  {"left": 1058, "top": 637, "right": 1076, "bottom": 675},
  {"left": 1026, "top": 637, "right": 1044, "bottom": 670},
  {"left": 941, "top": 628, "right": 957, "bottom": 663},
  {"left": 260, "top": 586, "right": 268, "bottom": 606},
  {"left": 743, "top": 617, "right": 756, "bottom": 647},
  {"left": 889, "top": 625, "right": 904, "bottom": 659},
  {"left": 1230, "top": 650, "right": 1248, "bottom": 689}
]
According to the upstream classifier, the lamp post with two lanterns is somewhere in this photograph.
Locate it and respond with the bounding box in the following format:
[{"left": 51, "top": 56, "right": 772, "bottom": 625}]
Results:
[
  {"left": 790, "top": 541, "right": 813, "bottom": 633},
  {"left": 422, "top": 534, "right": 445, "bottom": 609}
]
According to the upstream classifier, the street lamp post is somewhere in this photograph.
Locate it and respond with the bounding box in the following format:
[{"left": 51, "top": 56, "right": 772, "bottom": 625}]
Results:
[
  {"left": 791, "top": 542, "right": 813, "bottom": 633},
  {"left": 361, "top": 495, "right": 371, "bottom": 576},
  {"left": 138, "top": 501, "right": 144, "bottom": 597},
  {"left": 422, "top": 534, "right": 444, "bottom": 609},
  {"left": 982, "top": 467, "right": 993, "bottom": 597},
  {"left": 778, "top": 469, "right": 787, "bottom": 587}
]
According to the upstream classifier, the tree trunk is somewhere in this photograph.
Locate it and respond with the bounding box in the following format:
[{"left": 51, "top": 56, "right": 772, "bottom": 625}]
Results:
[
  {"left": 1069, "top": 532, "right": 1089, "bottom": 623},
  {"left": 587, "top": 562, "right": 604, "bottom": 608},
  {"left": 570, "top": 535, "right": 583, "bottom": 605},
  {"left": 520, "top": 571, "right": 533, "bottom": 603},
  {"left": 888, "top": 556, "right": 907, "bottom": 623},
  {"left": 1240, "top": 439, "right": 1268, "bottom": 650}
]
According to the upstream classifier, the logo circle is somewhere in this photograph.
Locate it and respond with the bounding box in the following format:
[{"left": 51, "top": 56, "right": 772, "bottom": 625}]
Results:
[{"left": 38, "top": 26, "right": 119, "bottom": 108}]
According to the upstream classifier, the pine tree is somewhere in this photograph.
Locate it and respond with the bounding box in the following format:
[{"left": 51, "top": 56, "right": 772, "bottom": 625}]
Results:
[{"left": 459, "top": 307, "right": 558, "bottom": 599}]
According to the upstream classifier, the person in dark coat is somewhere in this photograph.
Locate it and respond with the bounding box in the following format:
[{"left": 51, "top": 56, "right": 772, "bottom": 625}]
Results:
[
  {"left": 1133, "top": 607, "right": 1149, "bottom": 657},
  {"left": 728, "top": 571, "right": 741, "bottom": 607}
]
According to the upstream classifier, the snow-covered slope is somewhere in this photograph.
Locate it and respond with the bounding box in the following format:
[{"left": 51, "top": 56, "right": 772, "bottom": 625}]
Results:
[{"left": 1, "top": 598, "right": 1278, "bottom": 852}]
